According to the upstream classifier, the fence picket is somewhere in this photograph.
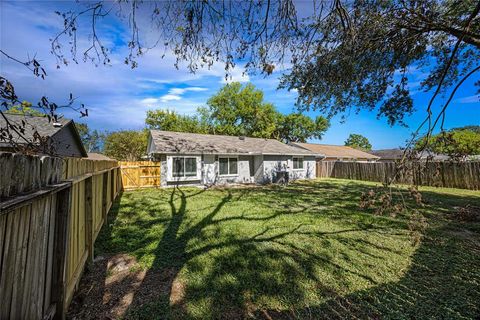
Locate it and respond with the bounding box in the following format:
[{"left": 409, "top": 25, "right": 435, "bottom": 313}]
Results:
[
  {"left": 316, "top": 161, "right": 479, "bottom": 190},
  {"left": 0, "top": 153, "right": 120, "bottom": 319}
]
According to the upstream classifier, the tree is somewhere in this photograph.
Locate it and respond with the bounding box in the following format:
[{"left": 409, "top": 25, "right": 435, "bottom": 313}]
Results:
[
  {"left": 206, "top": 83, "right": 278, "bottom": 138},
  {"left": 75, "top": 122, "right": 89, "bottom": 144},
  {"left": 87, "top": 130, "right": 105, "bottom": 153},
  {"left": 452, "top": 125, "right": 480, "bottom": 134},
  {"left": 344, "top": 134, "right": 372, "bottom": 151},
  {"left": 416, "top": 129, "right": 480, "bottom": 160},
  {"left": 103, "top": 130, "right": 147, "bottom": 161},
  {"left": 3, "top": 1, "right": 479, "bottom": 154},
  {"left": 145, "top": 83, "right": 330, "bottom": 142},
  {"left": 44, "top": 0, "right": 479, "bottom": 129},
  {"left": 145, "top": 109, "right": 210, "bottom": 133},
  {"left": 5, "top": 101, "right": 44, "bottom": 117},
  {"left": 75, "top": 122, "right": 105, "bottom": 153},
  {"left": 275, "top": 113, "right": 330, "bottom": 143}
]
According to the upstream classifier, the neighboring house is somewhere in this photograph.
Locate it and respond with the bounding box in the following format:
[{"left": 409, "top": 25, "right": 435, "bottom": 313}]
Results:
[
  {"left": 87, "top": 152, "right": 114, "bottom": 161},
  {"left": 290, "top": 142, "right": 379, "bottom": 162},
  {"left": 467, "top": 155, "right": 480, "bottom": 161},
  {"left": 370, "top": 148, "right": 450, "bottom": 162},
  {"left": 0, "top": 114, "right": 87, "bottom": 157},
  {"left": 147, "top": 130, "right": 320, "bottom": 186}
]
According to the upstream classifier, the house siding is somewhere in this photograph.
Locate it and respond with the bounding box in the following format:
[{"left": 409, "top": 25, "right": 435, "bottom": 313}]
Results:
[
  {"left": 262, "top": 155, "right": 316, "bottom": 183},
  {"left": 215, "top": 155, "right": 254, "bottom": 185},
  {"left": 253, "top": 155, "right": 264, "bottom": 183},
  {"left": 203, "top": 154, "right": 217, "bottom": 185},
  {"left": 154, "top": 153, "right": 316, "bottom": 187}
]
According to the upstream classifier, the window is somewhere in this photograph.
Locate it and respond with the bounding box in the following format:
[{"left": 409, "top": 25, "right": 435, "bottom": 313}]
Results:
[
  {"left": 293, "top": 157, "right": 304, "bottom": 169},
  {"left": 172, "top": 157, "right": 197, "bottom": 177},
  {"left": 219, "top": 157, "right": 238, "bottom": 175}
]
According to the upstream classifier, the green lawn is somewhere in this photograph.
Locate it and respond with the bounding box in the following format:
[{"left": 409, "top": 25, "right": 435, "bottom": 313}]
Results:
[{"left": 70, "top": 179, "right": 480, "bottom": 319}]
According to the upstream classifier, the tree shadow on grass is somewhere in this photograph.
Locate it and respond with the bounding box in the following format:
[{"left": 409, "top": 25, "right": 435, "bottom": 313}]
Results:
[
  {"left": 122, "top": 184, "right": 406, "bottom": 319},
  {"left": 251, "top": 222, "right": 480, "bottom": 319},
  {"left": 68, "top": 181, "right": 480, "bottom": 319},
  {"left": 124, "top": 186, "right": 312, "bottom": 319}
]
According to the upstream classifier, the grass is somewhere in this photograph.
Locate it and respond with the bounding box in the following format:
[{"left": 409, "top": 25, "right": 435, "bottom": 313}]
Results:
[{"left": 85, "top": 179, "right": 479, "bottom": 319}]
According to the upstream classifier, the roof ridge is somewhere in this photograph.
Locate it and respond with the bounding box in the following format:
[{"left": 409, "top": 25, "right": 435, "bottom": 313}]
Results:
[
  {"left": 150, "top": 129, "right": 279, "bottom": 141},
  {"left": 149, "top": 130, "right": 321, "bottom": 155},
  {"left": 297, "top": 142, "right": 359, "bottom": 148}
]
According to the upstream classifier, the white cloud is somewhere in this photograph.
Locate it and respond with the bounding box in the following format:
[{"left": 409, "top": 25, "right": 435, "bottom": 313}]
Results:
[
  {"left": 141, "top": 98, "right": 159, "bottom": 105},
  {"left": 458, "top": 95, "right": 480, "bottom": 104},
  {"left": 220, "top": 66, "right": 250, "bottom": 83},
  {"left": 159, "top": 86, "right": 209, "bottom": 102},
  {"left": 0, "top": 1, "right": 274, "bottom": 133},
  {"left": 160, "top": 94, "right": 182, "bottom": 102},
  {"left": 169, "top": 88, "right": 186, "bottom": 95},
  {"left": 186, "top": 87, "right": 209, "bottom": 92}
]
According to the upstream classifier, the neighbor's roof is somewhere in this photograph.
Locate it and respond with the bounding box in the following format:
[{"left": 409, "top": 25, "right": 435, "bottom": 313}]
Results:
[
  {"left": 87, "top": 152, "right": 114, "bottom": 161},
  {"left": 1, "top": 114, "right": 70, "bottom": 140},
  {"left": 370, "top": 148, "right": 449, "bottom": 160},
  {"left": 0, "top": 113, "right": 87, "bottom": 156},
  {"left": 291, "top": 142, "right": 380, "bottom": 159},
  {"left": 148, "top": 130, "right": 320, "bottom": 156}
]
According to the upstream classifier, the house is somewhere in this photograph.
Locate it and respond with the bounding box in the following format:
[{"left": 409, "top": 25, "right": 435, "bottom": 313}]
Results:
[
  {"left": 0, "top": 114, "right": 87, "bottom": 157},
  {"left": 370, "top": 149, "right": 450, "bottom": 162},
  {"left": 147, "top": 130, "right": 320, "bottom": 186},
  {"left": 290, "top": 142, "right": 379, "bottom": 162},
  {"left": 87, "top": 152, "right": 114, "bottom": 161}
]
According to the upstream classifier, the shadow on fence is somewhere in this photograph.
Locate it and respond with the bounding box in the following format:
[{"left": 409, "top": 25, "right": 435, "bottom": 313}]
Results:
[
  {"left": 0, "top": 153, "right": 121, "bottom": 320},
  {"left": 317, "top": 161, "right": 480, "bottom": 190}
]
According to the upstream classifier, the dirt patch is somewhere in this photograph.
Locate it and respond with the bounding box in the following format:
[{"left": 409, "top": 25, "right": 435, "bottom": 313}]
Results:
[
  {"left": 169, "top": 275, "right": 185, "bottom": 306},
  {"left": 67, "top": 254, "right": 184, "bottom": 319}
]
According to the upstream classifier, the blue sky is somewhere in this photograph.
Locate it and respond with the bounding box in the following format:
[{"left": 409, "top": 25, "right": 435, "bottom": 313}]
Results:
[{"left": 1, "top": 1, "right": 479, "bottom": 149}]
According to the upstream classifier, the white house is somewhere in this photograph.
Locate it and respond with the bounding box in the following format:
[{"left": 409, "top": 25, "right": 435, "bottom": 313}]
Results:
[{"left": 147, "top": 130, "right": 321, "bottom": 187}]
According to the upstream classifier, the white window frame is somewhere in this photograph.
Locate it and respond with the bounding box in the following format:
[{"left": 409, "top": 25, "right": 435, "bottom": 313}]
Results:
[
  {"left": 218, "top": 156, "right": 239, "bottom": 176},
  {"left": 167, "top": 155, "right": 201, "bottom": 181},
  {"left": 292, "top": 157, "right": 304, "bottom": 170}
]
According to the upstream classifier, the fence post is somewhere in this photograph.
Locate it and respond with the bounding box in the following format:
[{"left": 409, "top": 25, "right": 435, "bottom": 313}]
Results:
[
  {"left": 110, "top": 169, "right": 115, "bottom": 207},
  {"left": 84, "top": 177, "right": 93, "bottom": 265},
  {"left": 102, "top": 172, "right": 108, "bottom": 222},
  {"left": 52, "top": 184, "right": 72, "bottom": 320}
]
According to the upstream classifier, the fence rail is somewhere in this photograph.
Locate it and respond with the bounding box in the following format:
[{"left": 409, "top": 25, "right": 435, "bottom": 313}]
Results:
[
  {"left": 316, "top": 161, "right": 480, "bottom": 190},
  {"left": 119, "top": 161, "right": 161, "bottom": 189},
  {"left": 0, "top": 153, "right": 121, "bottom": 320}
]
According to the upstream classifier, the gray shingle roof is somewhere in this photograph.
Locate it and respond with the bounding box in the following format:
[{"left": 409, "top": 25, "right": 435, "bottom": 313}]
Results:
[
  {"left": 291, "top": 142, "right": 379, "bottom": 159},
  {"left": 149, "top": 130, "right": 319, "bottom": 156},
  {"left": 0, "top": 113, "right": 87, "bottom": 157},
  {"left": 87, "top": 152, "right": 114, "bottom": 160},
  {"left": 0, "top": 114, "right": 70, "bottom": 143},
  {"left": 370, "top": 148, "right": 450, "bottom": 160}
]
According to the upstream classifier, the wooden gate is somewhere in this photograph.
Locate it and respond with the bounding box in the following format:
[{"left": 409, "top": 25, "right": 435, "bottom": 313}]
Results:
[{"left": 119, "top": 161, "right": 161, "bottom": 189}]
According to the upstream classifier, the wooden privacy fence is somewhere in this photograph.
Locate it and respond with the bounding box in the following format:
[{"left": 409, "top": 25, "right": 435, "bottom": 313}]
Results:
[
  {"left": 119, "top": 161, "right": 161, "bottom": 189},
  {"left": 0, "top": 153, "right": 121, "bottom": 320},
  {"left": 317, "top": 161, "right": 480, "bottom": 190}
]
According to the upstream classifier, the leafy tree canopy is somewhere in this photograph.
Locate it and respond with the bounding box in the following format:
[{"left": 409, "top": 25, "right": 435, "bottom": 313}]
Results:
[
  {"left": 206, "top": 82, "right": 278, "bottom": 138},
  {"left": 145, "top": 82, "right": 329, "bottom": 143},
  {"left": 275, "top": 113, "right": 330, "bottom": 143},
  {"left": 75, "top": 122, "right": 104, "bottom": 153},
  {"left": 3, "top": 1, "right": 478, "bottom": 154},
  {"left": 416, "top": 129, "right": 480, "bottom": 160},
  {"left": 146, "top": 109, "right": 210, "bottom": 133},
  {"left": 103, "top": 130, "right": 147, "bottom": 161},
  {"left": 5, "top": 101, "right": 44, "bottom": 117},
  {"left": 44, "top": 0, "right": 480, "bottom": 129},
  {"left": 344, "top": 134, "right": 372, "bottom": 151},
  {"left": 452, "top": 125, "right": 480, "bottom": 134}
]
